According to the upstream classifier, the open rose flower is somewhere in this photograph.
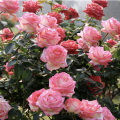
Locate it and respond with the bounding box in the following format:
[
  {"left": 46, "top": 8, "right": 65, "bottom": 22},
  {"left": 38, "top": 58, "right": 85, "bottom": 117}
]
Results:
[
  {"left": 107, "top": 39, "right": 117, "bottom": 47},
  {"left": 27, "top": 88, "right": 45, "bottom": 112},
  {"left": 92, "top": 0, "right": 108, "bottom": 8},
  {"left": 52, "top": 3, "right": 67, "bottom": 10},
  {"left": 77, "top": 26, "right": 102, "bottom": 47},
  {"left": 4, "top": 62, "right": 14, "bottom": 72},
  {"left": 0, "top": 0, "right": 19, "bottom": 14},
  {"left": 0, "top": 28, "right": 13, "bottom": 41},
  {"left": 102, "top": 107, "right": 115, "bottom": 120},
  {"left": 0, "top": 96, "right": 11, "bottom": 120},
  {"left": 36, "top": 27, "right": 60, "bottom": 48},
  {"left": 16, "top": 13, "right": 40, "bottom": 33},
  {"left": 64, "top": 98, "right": 81, "bottom": 114},
  {"left": 79, "top": 100, "right": 102, "bottom": 119},
  {"left": 87, "top": 46, "right": 112, "bottom": 67},
  {"left": 36, "top": 89, "right": 64, "bottom": 116},
  {"left": 60, "top": 40, "right": 78, "bottom": 54},
  {"left": 40, "top": 45, "right": 68, "bottom": 71},
  {"left": 23, "top": 0, "right": 42, "bottom": 13},
  {"left": 49, "top": 72, "right": 76, "bottom": 97},
  {"left": 101, "top": 17, "right": 120, "bottom": 36},
  {"left": 83, "top": 3, "right": 104, "bottom": 20}
]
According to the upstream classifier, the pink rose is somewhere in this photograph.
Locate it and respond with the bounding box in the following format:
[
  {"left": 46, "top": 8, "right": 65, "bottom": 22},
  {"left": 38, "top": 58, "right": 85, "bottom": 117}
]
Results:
[
  {"left": 16, "top": 13, "right": 40, "bottom": 33},
  {"left": 79, "top": 100, "right": 102, "bottom": 119},
  {"left": 77, "top": 26, "right": 102, "bottom": 47},
  {"left": 27, "top": 88, "right": 45, "bottom": 112},
  {"left": 107, "top": 39, "right": 117, "bottom": 47},
  {"left": 0, "top": 0, "right": 19, "bottom": 14},
  {"left": 4, "top": 62, "right": 14, "bottom": 72},
  {"left": 49, "top": 72, "right": 76, "bottom": 97},
  {"left": 36, "top": 89, "right": 64, "bottom": 116},
  {"left": 101, "top": 17, "right": 120, "bottom": 36},
  {"left": 0, "top": 96, "right": 11, "bottom": 120},
  {"left": 40, "top": 45, "right": 68, "bottom": 71},
  {"left": 77, "top": 38, "right": 90, "bottom": 52},
  {"left": 39, "top": 15, "right": 58, "bottom": 28},
  {"left": 64, "top": 98, "right": 81, "bottom": 114},
  {"left": 36, "top": 27, "right": 60, "bottom": 48},
  {"left": 87, "top": 46, "right": 112, "bottom": 67},
  {"left": 102, "top": 107, "right": 115, "bottom": 120}
]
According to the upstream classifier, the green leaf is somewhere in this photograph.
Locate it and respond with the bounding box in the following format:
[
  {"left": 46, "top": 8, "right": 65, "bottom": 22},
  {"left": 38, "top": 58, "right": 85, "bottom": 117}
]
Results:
[
  {"left": 22, "top": 69, "right": 32, "bottom": 81},
  {"left": 55, "top": 0, "right": 62, "bottom": 4},
  {"left": 5, "top": 43, "right": 15, "bottom": 54},
  {"left": 76, "top": 72, "right": 85, "bottom": 81},
  {"left": 14, "top": 64, "right": 24, "bottom": 77},
  {"left": 104, "top": 45, "right": 110, "bottom": 51},
  {"left": 8, "top": 59, "right": 17, "bottom": 66},
  {"left": 33, "top": 114, "right": 39, "bottom": 120}
]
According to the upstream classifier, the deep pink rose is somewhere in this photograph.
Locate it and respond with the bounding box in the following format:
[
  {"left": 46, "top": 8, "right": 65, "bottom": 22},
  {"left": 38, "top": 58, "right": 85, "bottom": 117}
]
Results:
[
  {"left": 39, "top": 15, "right": 58, "bottom": 28},
  {"left": 27, "top": 88, "right": 45, "bottom": 112},
  {"left": 0, "top": 96, "right": 11, "bottom": 120},
  {"left": 40, "top": 45, "right": 68, "bottom": 71},
  {"left": 87, "top": 46, "right": 112, "bottom": 67},
  {"left": 107, "top": 39, "right": 117, "bottom": 47},
  {"left": 101, "top": 17, "right": 120, "bottom": 36},
  {"left": 36, "top": 89, "right": 64, "bottom": 116},
  {"left": 77, "top": 38, "right": 90, "bottom": 52},
  {"left": 0, "top": 28, "right": 13, "bottom": 41},
  {"left": 102, "top": 107, "right": 115, "bottom": 120},
  {"left": 79, "top": 100, "right": 102, "bottom": 119},
  {"left": 49, "top": 72, "right": 76, "bottom": 97},
  {"left": 52, "top": 3, "right": 67, "bottom": 10},
  {"left": 77, "top": 26, "right": 102, "bottom": 47},
  {"left": 64, "top": 98, "right": 81, "bottom": 114},
  {"left": 4, "top": 62, "right": 14, "bottom": 72},
  {"left": 16, "top": 13, "right": 40, "bottom": 33},
  {"left": 36, "top": 27, "right": 60, "bottom": 48},
  {"left": 0, "top": 0, "right": 19, "bottom": 14},
  {"left": 92, "top": 0, "right": 108, "bottom": 8}
]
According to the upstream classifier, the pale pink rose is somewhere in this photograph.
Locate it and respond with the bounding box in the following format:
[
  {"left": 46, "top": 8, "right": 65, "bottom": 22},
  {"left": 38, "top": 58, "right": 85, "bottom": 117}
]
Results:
[
  {"left": 77, "top": 26, "right": 102, "bottom": 47},
  {"left": 77, "top": 38, "right": 90, "bottom": 52},
  {"left": 107, "top": 39, "right": 117, "bottom": 47},
  {"left": 101, "top": 17, "right": 120, "bottom": 36},
  {"left": 36, "top": 89, "right": 64, "bottom": 116},
  {"left": 40, "top": 45, "right": 68, "bottom": 71},
  {"left": 0, "top": 0, "right": 19, "bottom": 14},
  {"left": 27, "top": 88, "right": 45, "bottom": 112},
  {"left": 39, "top": 15, "right": 58, "bottom": 28},
  {"left": 102, "top": 107, "right": 115, "bottom": 120},
  {"left": 52, "top": 3, "right": 68, "bottom": 10},
  {"left": 0, "top": 96, "right": 11, "bottom": 120},
  {"left": 16, "top": 13, "right": 40, "bottom": 33},
  {"left": 87, "top": 46, "right": 112, "bottom": 67},
  {"left": 79, "top": 100, "right": 101, "bottom": 118},
  {"left": 4, "top": 62, "right": 14, "bottom": 72},
  {"left": 36, "top": 27, "right": 60, "bottom": 48},
  {"left": 49, "top": 72, "right": 76, "bottom": 97},
  {"left": 64, "top": 98, "right": 81, "bottom": 114}
]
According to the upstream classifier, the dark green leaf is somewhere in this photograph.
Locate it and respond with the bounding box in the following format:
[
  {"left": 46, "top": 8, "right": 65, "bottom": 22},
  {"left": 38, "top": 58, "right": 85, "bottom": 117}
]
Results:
[
  {"left": 14, "top": 64, "right": 24, "bottom": 77},
  {"left": 5, "top": 43, "right": 15, "bottom": 54},
  {"left": 33, "top": 114, "right": 39, "bottom": 120},
  {"left": 18, "top": 39, "right": 25, "bottom": 46},
  {"left": 22, "top": 69, "right": 32, "bottom": 81},
  {"left": 8, "top": 59, "right": 17, "bottom": 66},
  {"left": 55, "top": 0, "right": 62, "bottom": 4}
]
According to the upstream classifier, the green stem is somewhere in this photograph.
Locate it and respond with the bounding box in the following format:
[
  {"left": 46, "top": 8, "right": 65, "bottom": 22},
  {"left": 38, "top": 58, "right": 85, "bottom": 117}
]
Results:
[{"left": 99, "top": 33, "right": 108, "bottom": 46}]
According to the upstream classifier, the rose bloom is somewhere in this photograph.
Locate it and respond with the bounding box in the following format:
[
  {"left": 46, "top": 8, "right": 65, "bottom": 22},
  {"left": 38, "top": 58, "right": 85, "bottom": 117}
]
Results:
[
  {"left": 64, "top": 98, "right": 81, "bottom": 114},
  {"left": 52, "top": 3, "right": 68, "bottom": 10},
  {"left": 49, "top": 72, "right": 76, "bottom": 97},
  {"left": 0, "top": 0, "right": 19, "bottom": 14},
  {"left": 60, "top": 40, "right": 78, "bottom": 54},
  {"left": 79, "top": 100, "right": 102, "bottom": 119},
  {"left": 102, "top": 107, "right": 115, "bottom": 120},
  {"left": 40, "top": 45, "right": 68, "bottom": 71},
  {"left": 23, "top": 0, "right": 42, "bottom": 13},
  {"left": 101, "top": 17, "right": 120, "bottom": 36},
  {"left": 0, "top": 28, "right": 13, "bottom": 41},
  {"left": 36, "top": 89, "right": 64, "bottom": 116},
  {"left": 92, "top": 0, "right": 108, "bottom": 8},
  {"left": 4, "top": 62, "right": 14, "bottom": 72},
  {"left": 36, "top": 27, "right": 60, "bottom": 48},
  {"left": 83, "top": 3, "right": 104, "bottom": 20},
  {"left": 87, "top": 46, "right": 112, "bottom": 67},
  {"left": 48, "top": 12, "right": 63, "bottom": 24},
  {"left": 77, "top": 26, "right": 102, "bottom": 47},
  {"left": 56, "top": 27, "right": 66, "bottom": 44},
  {"left": 39, "top": 15, "right": 58, "bottom": 28},
  {"left": 77, "top": 38, "right": 90, "bottom": 52},
  {"left": 60, "top": 7, "right": 79, "bottom": 20},
  {"left": 16, "top": 13, "right": 40, "bottom": 33},
  {"left": 107, "top": 39, "right": 117, "bottom": 47},
  {"left": 27, "top": 88, "right": 45, "bottom": 112},
  {"left": 0, "top": 96, "right": 11, "bottom": 120}
]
